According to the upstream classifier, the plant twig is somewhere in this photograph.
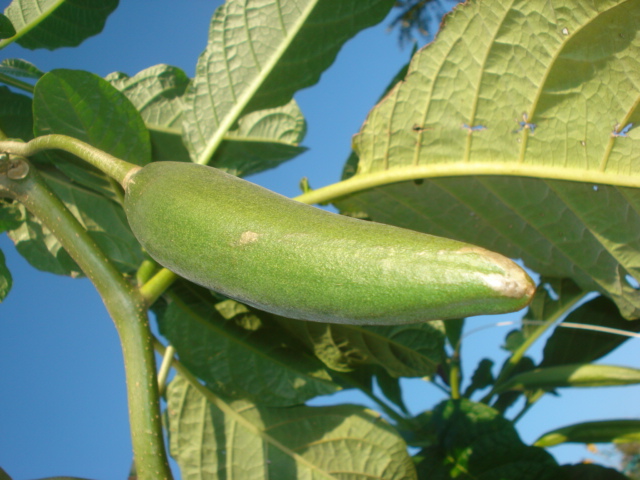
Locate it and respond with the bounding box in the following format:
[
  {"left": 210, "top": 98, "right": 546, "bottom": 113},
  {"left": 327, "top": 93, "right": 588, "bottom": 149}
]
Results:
[
  {"left": 0, "top": 155, "right": 173, "bottom": 480},
  {"left": 0, "top": 135, "right": 138, "bottom": 185}
]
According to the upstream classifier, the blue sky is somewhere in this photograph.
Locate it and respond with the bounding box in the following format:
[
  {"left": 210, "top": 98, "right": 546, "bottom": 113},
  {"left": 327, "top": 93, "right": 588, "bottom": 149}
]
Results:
[{"left": 1, "top": 1, "right": 638, "bottom": 479}]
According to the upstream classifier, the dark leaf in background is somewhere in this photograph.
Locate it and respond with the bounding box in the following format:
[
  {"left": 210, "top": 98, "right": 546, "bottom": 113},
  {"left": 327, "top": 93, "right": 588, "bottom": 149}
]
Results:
[{"left": 541, "top": 295, "right": 640, "bottom": 368}]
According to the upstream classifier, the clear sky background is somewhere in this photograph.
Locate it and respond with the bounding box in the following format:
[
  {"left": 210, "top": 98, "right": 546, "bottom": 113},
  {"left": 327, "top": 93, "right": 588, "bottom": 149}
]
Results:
[{"left": 1, "top": 1, "right": 638, "bottom": 479}]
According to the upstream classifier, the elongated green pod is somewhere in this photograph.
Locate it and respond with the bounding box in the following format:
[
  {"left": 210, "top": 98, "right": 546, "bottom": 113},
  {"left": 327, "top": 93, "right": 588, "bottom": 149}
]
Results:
[
  {"left": 124, "top": 162, "right": 535, "bottom": 325},
  {"left": 534, "top": 419, "right": 640, "bottom": 447},
  {"left": 497, "top": 364, "right": 640, "bottom": 392}
]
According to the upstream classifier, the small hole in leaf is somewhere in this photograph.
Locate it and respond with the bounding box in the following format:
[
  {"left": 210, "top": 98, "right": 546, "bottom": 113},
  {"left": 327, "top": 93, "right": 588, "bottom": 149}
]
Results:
[
  {"left": 542, "top": 282, "right": 559, "bottom": 301},
  {"left": 625, "top": 274, "right": 639, "bottom": 289}
]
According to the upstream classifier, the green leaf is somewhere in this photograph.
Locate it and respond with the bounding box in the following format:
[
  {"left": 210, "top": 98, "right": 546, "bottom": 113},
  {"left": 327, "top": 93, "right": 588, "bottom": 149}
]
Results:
[
  {"left": 429, "top": 399, "right": 560, "bottom": 479},
  {"left": 464, "top": 358, "right": 494, "bottom": 398},
  {"left": 559, "top": 463, "right": 631, "bottom": 480},
  {"left": 443, "top": 318, "right": 464, "bottom": 351},
  {"left": 497, "top": 364, "right": 640, "bottom": 392},
  {"left": 0, "top": 199, "right": 24, "bottom": 232},
  {"left": 183, "top": 0, "right": 395, "bottom": 165},
  {"left": 157, "top": 282, "right": 339, "bottom": 406},
  {"left": 278, "top": 319, "right": 446, "bottom": 378},
  {"left": 33, "top": 69, "right": 150, "bottom": 198},
  {"left": 0, "top": 248, "right": 11, "bottom": 301},
  {"left": 541, "top": 295, "right": 640, "bottom": 368},
  {"left": 535, "top": 419, "right": 640, "bottom": 447},
  {"left": 523, "top": 277, "right": 585, "bottom": 338},
  {"left": 0, "top": 58, "right": 44, "bottom": 80},
  {"left": 107, "top": 64, "right": 308, "bottom": 176},
  {"left": 213, "top": 100, "right": 307, "bottom": 177},
  {"left": 0, "top": 86, "right": 33, "bottom": 141},
  {"left": 336, "top": 0, "right": 640, "bottom": 320},
  {"left": 0, "top": 14, "right": 16, "bottom": 39},
  {"left": 106, "top": 65, "right": 191, "bottom": 163},
  {"left": 166, "top": 374, "right": 417, "bottom": 480},
  {"left": 0, "top": 466, "right": 11, "bottom": 480},
  {"left": 7, "top": 170, "right": 144, "bottom": 276},
  {"left": 3, "top": 0, "right": 119, "bottom": 50},
  {"left": 375, "top": 366, "right": 410, "bottom": 415}
]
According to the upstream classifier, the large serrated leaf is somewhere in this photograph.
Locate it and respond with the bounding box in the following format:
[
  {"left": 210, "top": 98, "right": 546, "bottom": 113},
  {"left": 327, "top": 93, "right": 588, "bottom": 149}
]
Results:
[
  {"left": 3, "top": 0, "right": 119, "bottom": 50},
  {"left": 157, "top": 282, "right": 339, "bottom": 406},
  {"left": 108, "top": 64, "right": 307, "bottom": 176},
  {"left": 166, "top": 374, "right": 417, "bottom": 480},
  {"left": 183, "top": 0, "right": 395, "bottom": 165},
  {"left": 336, "top": 0, "right": 640, "bottom": 319},
  {"left": 278, "top": 319, "right": 446, "bottom": 378}
]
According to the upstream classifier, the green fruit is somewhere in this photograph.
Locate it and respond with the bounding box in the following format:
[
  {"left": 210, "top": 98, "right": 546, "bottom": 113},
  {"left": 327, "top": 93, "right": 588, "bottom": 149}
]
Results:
[{"left": 124, "top": 162, "right": 535, "bottom": 324}]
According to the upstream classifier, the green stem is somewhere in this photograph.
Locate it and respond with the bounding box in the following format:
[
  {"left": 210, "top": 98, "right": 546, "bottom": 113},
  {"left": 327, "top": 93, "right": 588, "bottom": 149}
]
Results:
[
  {"left": 157, "top": 345, "right": 176, "bottom": 397},
  {"left": 294, "top": 164, "right": 640, "bottom": 205},
  {"left": 0, "top": 156, "right": 173, "bottom": 480},
  {"left": 449, "top": 352, "right": 461, "bottom": 400},
  {"left": 140, "top": 268, "right": 178, "bottom": 306},
  {"left": 480, "top": 296, "right": 585, "bottom": 404},
  {"left": 0, "top": 135, "right": 138, "bottom": 186},
  {"left": 0, "top": 72, "right": 35, "bottom": 94}
]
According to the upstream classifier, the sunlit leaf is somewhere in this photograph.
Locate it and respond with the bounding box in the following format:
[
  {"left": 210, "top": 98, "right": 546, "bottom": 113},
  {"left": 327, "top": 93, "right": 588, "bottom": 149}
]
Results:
[
  {"left": 337, "top": 0, "right": 640, "bottom": 319},
  {"left": 183, "top": 0, "right": 395, "bottom": 165},
  {"left": 166, "top": 374, "right": 417, "bottom": 480}
]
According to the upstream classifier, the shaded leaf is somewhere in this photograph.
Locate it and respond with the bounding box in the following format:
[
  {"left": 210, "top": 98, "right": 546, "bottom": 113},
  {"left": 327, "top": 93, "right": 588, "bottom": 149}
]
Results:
[
  {"left": 0, "top": 86, "right": 33, "bottom": 141},
  {"left": 33, "top": 69, "right": 150, "bottom": 198},
  {"left": 498, "top": 364, "right": 640, "bottom": 392},
  {"left": 443, "top": 318, "right": 464, "bottom": 351},
  {"left": 541, "top": 295, "right": 640, "bottom": 367},
  {"left": 7, "top": 170, "right": 144, "bottom": 276},
  {"left": 0, "top": 14, "right": 16, "bottom": 39},
  {"left": 430, "top": 399, "right": 560, "bottom": 479},
  {"left": 535, "top": 419, "right": 640, "bottom": 447},
  {"left": 0, "top": 58, "right": 44, "bottom": 80},
  {"left": 157, "top": 281, "right": 339, "bottom": 406},
  {"left": 183, "top": 0, "right": 395, "bottom": 165},
  {"left": 3, "top": 0, "right": 119, "bottom": 50},
  {"left": 464, "top": 358, "right": 494, "bottom": 398},
  {"left": 560, "top": 463, "right": 630, "bottom": 480},
  {"left": 0, "top": 199, "right": 23, "bottom": 232},
  {"left": 375, "top": 366, "right": 410, "bottom": 415},
  {"left": 492, "top": 356, "right": 536, "bottom": 414},
  {"left": 278, "top": 318, "right": 446, "bottom": 378},
  {"left": 337, "top": 0, "right": 640, "bottom": 319},
  {"left": 0, "top": 248, "right": 11, "bottom": 301},
  {"left": 523, "top": 277, "right": 585, "bottom": 338},
  {"left": 166, "top": 373, "right": 417, "bottom": 480}
]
